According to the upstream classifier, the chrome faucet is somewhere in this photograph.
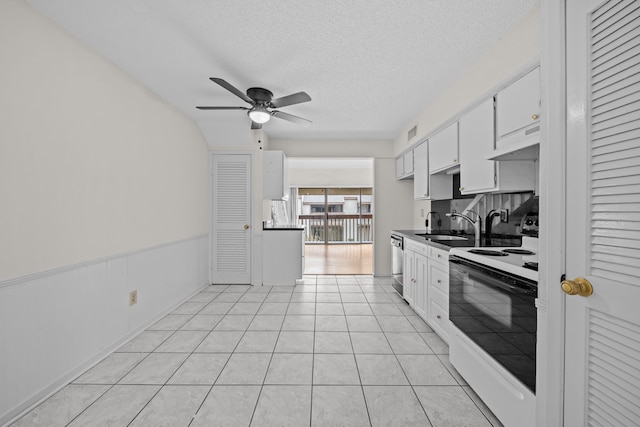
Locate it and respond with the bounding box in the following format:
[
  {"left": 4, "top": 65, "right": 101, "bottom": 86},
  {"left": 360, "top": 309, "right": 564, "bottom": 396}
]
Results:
[{"left": 446, "top": 211, "right": 482, "bottom": 247}]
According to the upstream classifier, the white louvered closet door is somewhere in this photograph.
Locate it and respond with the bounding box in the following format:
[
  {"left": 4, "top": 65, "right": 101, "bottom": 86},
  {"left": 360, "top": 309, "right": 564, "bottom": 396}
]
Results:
[
  {"left": 565, "top": 0, "right": 640, "bottom": 425},
  {"left": 211, "top": 154, "right": 251, "bottom": 284}
]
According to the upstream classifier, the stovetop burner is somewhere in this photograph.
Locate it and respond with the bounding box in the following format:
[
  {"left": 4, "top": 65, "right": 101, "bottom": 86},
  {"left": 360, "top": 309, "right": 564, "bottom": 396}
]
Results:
[
  {"left": 468, "top": 249, "right": 509, "bottom": 256},
  {"left": 502, "top": 248, "right": 536, "bottom": 255}
]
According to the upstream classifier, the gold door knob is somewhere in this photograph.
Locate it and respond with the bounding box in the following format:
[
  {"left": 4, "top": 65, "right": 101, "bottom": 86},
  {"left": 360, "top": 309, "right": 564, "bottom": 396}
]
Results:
[
  {"left": 244, "top": 224, "right": 250, "bottom": 230},
  {"left": 532, "top": 114, "right": 539, "bottom": 120},
  {"left": 561, "top": 277, "right": 593, "bottom": 297}
]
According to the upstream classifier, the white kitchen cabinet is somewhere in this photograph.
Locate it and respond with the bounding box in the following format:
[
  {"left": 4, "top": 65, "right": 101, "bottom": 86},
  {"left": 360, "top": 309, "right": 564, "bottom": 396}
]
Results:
[
  {"left": 403, "top": 249, "right": 415, "bottom": 306},
  {"left": 263, "top": 150, "right": 289, "bottom": 200},
  {"left": 403, "top": 239, "right": 429, "bottom": 320},
  {"left": 414, "top": 141, "right": 453, "bottom": 200},
  {"left": 395, "top": 156, "right": 404, "bottom": 179},
  {"left": 404, "top": 239, "right": 450, "bottom": 343},
  {"left": 428, "top": 122, "right": 459, "bottom": 174},
  {"left": 459, "top": 98, "right": 536, "bottom": 194},
  {"left": 262, "top": 229, "right": 304, "bottom": 285},
  {"left": 413, "top": 252, "right": 428, "bottom": 319},
  {"left": 426, "top": 246, "right": 450, "bottom": 343},
  {"left": 395, "top": 150, "right": 414, "bottom": 179},
  {"left": 496, "top": 67, "right": 540, "bottom": 146}
]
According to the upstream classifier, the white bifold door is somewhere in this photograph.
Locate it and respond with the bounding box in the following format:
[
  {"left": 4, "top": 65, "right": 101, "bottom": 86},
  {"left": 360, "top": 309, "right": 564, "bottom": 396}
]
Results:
[
  {"left": 565, "top": 0, "right": 640, "bottom": 425},
  {"left": 211, "top": 154, "right": 251, "bottom": 284}
]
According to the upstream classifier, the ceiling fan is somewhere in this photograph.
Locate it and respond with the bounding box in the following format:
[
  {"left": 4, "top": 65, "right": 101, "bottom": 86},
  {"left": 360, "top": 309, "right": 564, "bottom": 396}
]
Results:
[{"left": 197, "top": 78, "right": 312, "bottom": 129}]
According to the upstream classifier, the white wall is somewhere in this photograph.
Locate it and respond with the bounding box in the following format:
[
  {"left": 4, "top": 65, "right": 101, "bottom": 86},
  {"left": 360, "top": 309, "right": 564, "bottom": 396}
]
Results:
[
  {"left": 393, "top": 3, "right": 541, "bottom": 156},
  {"left": 0, "top": 1, "right": 210, "bottom": 423},
  {"left": 0, "top": 0, "right": 209, "bottom": 281},
  {"left": 374, "top": 159, "right": 414, "bottom": 275}
]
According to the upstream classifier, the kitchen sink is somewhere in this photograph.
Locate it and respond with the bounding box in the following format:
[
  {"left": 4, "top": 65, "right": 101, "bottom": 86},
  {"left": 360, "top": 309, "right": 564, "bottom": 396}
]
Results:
[{"left": 414, "top": 233, "right": 469, "bottom": 241}]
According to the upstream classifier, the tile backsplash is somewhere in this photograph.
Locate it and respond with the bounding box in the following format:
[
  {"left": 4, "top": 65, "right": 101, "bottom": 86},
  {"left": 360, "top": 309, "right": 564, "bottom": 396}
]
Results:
[{"left": 430, "top": 192, "right": 538, "bottom": 236}]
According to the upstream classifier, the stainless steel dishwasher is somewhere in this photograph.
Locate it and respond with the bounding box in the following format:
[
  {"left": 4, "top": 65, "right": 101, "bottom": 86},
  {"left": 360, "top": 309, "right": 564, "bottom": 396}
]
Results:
[{"left": 390, "top": 233, "right": 404, "bottom": 297}]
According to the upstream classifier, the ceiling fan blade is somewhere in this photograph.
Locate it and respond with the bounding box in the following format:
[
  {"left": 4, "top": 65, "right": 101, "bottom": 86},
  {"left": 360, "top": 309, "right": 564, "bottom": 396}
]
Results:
[
  {"left": 271, "top": 110, "right": 312, "bottom": 125},
  {"left": 251, "top": 121, "right": 262, "bottom": 130},
  {"left": 196, "top": 106, "right": 250, "bottom": 110},
  {"left": 270, "top": 91, "right": 311, "bottom": 108},
  {"left": 209, "top": 78, "right": 253, "bottom": 104}
]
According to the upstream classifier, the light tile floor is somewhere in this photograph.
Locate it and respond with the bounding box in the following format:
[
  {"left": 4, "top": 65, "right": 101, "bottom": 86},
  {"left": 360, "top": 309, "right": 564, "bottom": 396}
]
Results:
[{"left": 11, "top": 275, "right": 503, "bottom": 427}]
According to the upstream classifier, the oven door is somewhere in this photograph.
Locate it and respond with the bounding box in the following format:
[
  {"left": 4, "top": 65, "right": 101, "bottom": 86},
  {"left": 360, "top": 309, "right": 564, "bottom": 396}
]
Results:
[{"left": 449, "top": 255, "right": 538, "bottom": 392}]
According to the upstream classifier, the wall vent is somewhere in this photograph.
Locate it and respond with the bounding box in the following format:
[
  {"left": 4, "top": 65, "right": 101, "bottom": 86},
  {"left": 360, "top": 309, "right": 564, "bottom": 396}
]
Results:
[{"left": 408, "top": 125, "right": 417, "bottom": 141}]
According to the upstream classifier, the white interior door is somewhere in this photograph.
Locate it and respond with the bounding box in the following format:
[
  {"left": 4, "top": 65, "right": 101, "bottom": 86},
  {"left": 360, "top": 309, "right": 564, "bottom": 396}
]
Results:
[
  {"left": 211, "top": 154, "right": 251, "bottom": 284},
  {"left": 565, "top": 0, "right": 640, "bottom": 425}
]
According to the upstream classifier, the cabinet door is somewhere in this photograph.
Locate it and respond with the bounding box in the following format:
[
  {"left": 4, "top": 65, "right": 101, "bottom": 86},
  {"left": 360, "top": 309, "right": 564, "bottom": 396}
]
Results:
[
  {"left": 395, "top": 156, "right": 404, "bottom": 179},
  {"left": 496, "top": 67, "right": 540, "bottom": 139},
  {"left": 428, "top": 122, "right": 459, "bottom": 173},
  {"left": 459, "top": 98, "right": 496, "bottom": 193},
  {"left": 403, "top": 150, "right": 414, "bottom": 175},
  {"left": 403, "top": 250, "right": 415, "bottom": 306},
  {"left": 413, "top": 142, "right": 429, "bottom": 199},
  {"left": 263, "top": 151, "right": 288, "bottom": 199},
  {"left": 413, "top": 252, "right": 429, "bottom": 320}
]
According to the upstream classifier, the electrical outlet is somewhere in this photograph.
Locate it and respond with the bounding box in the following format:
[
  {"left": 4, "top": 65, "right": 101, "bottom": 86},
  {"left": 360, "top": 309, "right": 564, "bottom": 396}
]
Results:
[
  {"left": 500, "top": 209, "right": 509, "bottom": 223},
  {"left": 129, "top": 290, "right": 138, "bottom": 306}
]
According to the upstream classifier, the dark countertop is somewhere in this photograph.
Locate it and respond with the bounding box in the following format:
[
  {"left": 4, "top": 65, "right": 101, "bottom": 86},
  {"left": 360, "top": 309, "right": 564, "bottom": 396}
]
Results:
[{"left": 392, "top": 229, "right": 522, "bottom": 251}]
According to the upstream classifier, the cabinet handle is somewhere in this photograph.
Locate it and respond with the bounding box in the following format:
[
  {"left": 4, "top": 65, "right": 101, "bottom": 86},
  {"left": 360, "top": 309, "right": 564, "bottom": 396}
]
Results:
[
  {"left": 532, "top": 114, "right": 539, "bottom": 120},
  {"left": 437, "top": 254, "right": 442, "bottom": 258},
  {"left": 453, "top": 159, "right": 457, "bottom": 163},
  {"left": 436, "top": 314, "right": 441, "bottom": 319},
  {"left": 459, "top": 187, "right": 464, "bottom": 191},
  {"left": 437, "top": 279, "right": 442, "bottom": 283}
]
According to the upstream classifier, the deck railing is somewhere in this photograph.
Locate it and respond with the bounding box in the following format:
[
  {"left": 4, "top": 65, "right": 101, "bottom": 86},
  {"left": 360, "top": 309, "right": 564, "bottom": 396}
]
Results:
[{"left": 298, "top": 213, "right": 373, "bottom": 243}]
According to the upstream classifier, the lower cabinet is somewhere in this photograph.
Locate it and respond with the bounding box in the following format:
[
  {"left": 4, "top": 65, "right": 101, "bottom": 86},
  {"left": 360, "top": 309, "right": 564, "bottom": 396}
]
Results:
[
  {"left": 404, "top": 239, "right": 450, "bottom": 343},
  {"left": 427, "top": 248, "right": 450, "bottom": 343}
]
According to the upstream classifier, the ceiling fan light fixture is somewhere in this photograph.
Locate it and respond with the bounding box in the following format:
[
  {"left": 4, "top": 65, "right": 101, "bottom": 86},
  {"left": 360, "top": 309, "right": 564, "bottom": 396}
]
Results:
[{"left": 248, "top": 106, "right": 271, "bottom": 124}]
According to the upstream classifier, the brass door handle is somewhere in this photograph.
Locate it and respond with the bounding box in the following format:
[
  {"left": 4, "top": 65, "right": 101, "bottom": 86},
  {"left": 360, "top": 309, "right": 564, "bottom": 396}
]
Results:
[
  {"left": 244, "top": 224, "right": 250, "bottom": 230},
  {"left": 561, "top": 277, "right": 593, "bottom": 297},
  {"left": 532, "top": 114, "right": 539, "bottom": 120}
]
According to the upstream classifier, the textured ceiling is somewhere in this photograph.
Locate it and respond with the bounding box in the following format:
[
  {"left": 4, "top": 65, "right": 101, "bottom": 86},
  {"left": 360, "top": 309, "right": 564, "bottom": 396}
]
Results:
[{"left": 28, "top": 0, "right": 538, "bottom": 141}]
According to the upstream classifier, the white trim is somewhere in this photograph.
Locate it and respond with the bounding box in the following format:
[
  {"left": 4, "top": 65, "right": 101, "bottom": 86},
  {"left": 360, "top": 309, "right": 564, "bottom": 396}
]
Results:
[
  {"left": 0, "top": 235, "right": 209, "bottom": 426},
  {"left": 537, "top": 0, "right": 567, "bottom": 425},
  {"left": 3, "top": 282, "right": 209, "bottom": 427},
  {"left": 0, "top": 233, "right": 208, "bottom": 289}
]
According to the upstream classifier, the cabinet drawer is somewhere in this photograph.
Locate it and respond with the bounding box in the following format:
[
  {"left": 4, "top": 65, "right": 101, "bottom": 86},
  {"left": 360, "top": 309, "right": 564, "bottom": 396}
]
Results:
[
  {"left": 430, "top": 264, "right": 449, "bottom": 296},
  {"left": 428, "top": 297, "right": 449, "bottom": 342},
  {"left": 405, "top": 239, "right": 429, "bottom": 256},
  {"left": 428, "top": 247, "right": 448, "bottom": 265}
]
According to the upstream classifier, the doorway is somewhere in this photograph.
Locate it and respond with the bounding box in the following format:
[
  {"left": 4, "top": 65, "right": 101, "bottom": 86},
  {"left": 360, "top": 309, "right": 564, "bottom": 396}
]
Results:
[{"left": 295, "top": 187, "right": 373, "bottom": 275}]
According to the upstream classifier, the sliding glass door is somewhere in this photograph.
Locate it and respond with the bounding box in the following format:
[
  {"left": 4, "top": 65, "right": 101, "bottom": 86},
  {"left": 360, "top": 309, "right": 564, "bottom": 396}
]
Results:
[{"left": 296, "top": 188, "right": 372, "bottom": 244}]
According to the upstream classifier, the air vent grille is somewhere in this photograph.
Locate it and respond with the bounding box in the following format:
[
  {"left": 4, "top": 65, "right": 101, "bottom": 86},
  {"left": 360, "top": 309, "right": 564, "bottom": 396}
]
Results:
[{"left": 408, "top": 125, "right": 417, "bottom": 141}]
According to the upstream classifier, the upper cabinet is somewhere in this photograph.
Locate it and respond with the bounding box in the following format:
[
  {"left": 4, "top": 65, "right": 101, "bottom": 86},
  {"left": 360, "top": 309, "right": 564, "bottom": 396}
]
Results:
[
  {"left": 491, "top": 67, "right": 540, "bottom": 160},
  {"left": 459, "top": 98, "right": 535, "bottom": 194},
  {"left": 414, "top": 141, "right": 452, "bottom": 200},
  {"left": 395, "top": 150, "right": 414, "bottom": 179},
  {"left": 263, "top": 150, "right": 289, "bottom": 200},
  {"left": 428, "top": 122, "right": 459, "bottom": 174},
  {"left": 459, "top": 99, "right": 496, "bottom": 193}
]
